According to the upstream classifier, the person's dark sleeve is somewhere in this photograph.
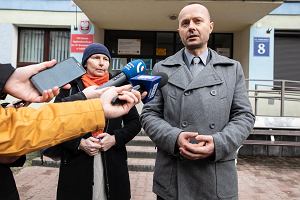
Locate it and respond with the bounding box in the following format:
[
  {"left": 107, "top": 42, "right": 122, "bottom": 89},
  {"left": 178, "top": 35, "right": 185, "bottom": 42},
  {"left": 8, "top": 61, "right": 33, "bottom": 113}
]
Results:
[
  {"left": 0, "top": 64, "right": 15, "bottom": 99},
  {"left": 54, "top": 90, "right": 86, "bottom": 103},
  {"left": 6, "top": 155, "right": 26, "bottom": 167},
  {"left": 53, "top": 88, "right": 88, "bottom": 154},
  {"left": 113, "top": 106, "right": 141, "bottom": 148}
]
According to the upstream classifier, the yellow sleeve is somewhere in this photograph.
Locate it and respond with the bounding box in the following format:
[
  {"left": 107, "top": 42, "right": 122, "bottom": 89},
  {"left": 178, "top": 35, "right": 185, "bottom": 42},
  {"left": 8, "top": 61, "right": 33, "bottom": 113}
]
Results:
[{"left": 0, "top": 99, "right": 105, "bottom": 156}]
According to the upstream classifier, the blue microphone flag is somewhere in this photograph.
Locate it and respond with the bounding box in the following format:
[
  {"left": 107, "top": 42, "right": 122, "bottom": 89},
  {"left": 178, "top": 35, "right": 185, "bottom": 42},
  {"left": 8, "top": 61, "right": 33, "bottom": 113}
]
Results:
[{"left": 130, "top": 75, "right": 161, "bottom": 103}]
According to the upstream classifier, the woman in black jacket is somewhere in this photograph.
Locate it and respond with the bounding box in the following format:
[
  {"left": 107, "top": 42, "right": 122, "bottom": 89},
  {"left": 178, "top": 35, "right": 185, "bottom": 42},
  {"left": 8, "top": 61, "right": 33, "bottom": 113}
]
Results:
[{"left": 55, "top": 43, "right": 141, "bottom": 200}]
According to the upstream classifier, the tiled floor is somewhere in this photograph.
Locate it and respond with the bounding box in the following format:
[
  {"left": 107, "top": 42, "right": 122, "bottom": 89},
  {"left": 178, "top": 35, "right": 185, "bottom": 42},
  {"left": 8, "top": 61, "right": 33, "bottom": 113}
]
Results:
[{"left": 14, "top": 156, "right": 300, "bottom": 200}]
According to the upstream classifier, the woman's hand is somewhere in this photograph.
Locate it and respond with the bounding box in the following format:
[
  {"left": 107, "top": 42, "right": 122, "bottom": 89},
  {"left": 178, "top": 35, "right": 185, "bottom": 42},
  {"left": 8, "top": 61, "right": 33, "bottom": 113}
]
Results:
[
  {"left": 79, "top": 137, "right": 102, "bottom": 156},
  {"left": 4, "top": 60, "right": 71, "bottom": 103},
  {"left": 82, "top": 85, "right": 110, "bottom": 99},
  {"left": 97, "top": 133, "right": 116, "bottom": 151}
]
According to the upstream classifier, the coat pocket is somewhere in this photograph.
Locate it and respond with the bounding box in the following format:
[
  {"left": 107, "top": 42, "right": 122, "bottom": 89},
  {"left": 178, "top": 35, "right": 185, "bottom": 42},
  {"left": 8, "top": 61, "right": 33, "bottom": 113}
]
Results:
[
  {"left": 153, "top": 152, "right": 176, "bottom": 196},
  {"left": 215, "top": 159, "right": 238, "bottom": 199}
]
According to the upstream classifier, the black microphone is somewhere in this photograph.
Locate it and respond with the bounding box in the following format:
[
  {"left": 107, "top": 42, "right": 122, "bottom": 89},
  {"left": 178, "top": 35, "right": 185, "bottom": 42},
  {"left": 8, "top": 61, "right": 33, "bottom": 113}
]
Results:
[{"left": 97, "top": 59, "right": 146, "bottom": 89}]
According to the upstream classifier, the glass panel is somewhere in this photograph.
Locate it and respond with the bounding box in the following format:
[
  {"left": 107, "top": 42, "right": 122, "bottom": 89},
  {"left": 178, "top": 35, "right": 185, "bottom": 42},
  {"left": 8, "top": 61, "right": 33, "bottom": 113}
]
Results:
[
  {"left": 214, "top": 34, "right": 232, "bottom": 58},
  {"left": 49, "top": 30, "right": 70, "bottom": 62},
  {"left": 19, "top": 29, "right": 44, "bottom": 62},
  {"left": 156, "top": 32, "right": 174, "bottom": 56},
  {"left": 175, "top": 33, "right": 184, "bottom": 51},
  {"left": 111, "top": 57, "right": 128, "bottom": 71}
]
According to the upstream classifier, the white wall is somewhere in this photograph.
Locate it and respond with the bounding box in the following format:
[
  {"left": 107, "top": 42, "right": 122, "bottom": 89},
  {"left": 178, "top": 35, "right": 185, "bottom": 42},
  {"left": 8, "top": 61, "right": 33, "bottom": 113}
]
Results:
[
  {"left": 257, "top": 15, "right": 300, "bottom": 30},
  {"left": 233, "top": 27, "right": 250, "bottom": 79},
  {"left": 0, "top": 23, "right": 18, "bottom": 66},
  {"left": 0, "top": 10, "right": 86, "bottom": 27}
]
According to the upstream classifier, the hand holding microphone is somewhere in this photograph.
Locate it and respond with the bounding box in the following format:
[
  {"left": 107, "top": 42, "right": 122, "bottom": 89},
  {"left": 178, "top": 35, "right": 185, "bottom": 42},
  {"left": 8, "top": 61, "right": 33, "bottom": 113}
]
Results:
[
  {"left": 99, "top": 85, "right": 142, "bottom": 119},
  {"left": 82, "top": 85, "right": 110, "bottom": 99}
]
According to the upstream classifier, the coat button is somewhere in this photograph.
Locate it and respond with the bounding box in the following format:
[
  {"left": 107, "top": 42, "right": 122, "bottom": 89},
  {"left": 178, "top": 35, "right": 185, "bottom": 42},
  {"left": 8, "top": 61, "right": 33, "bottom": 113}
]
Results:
[
  {"left": 210, "top": 90, "right": 217, "bottom": 96},
  {"left": 181, "top": 121, "right": 188, "bottom": 127},
  {"left": 184, "top": 91, "right": 191, "bottom": 96},
  {"left": 209, "top": 123, "right": 215, "bottom": 129}
]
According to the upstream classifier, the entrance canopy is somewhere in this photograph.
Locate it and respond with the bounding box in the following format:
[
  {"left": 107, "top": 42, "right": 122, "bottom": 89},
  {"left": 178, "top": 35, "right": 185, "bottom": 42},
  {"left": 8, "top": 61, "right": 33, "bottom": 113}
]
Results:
[{"left": 74, "top": 0, "right": 282, "bottom": 32}]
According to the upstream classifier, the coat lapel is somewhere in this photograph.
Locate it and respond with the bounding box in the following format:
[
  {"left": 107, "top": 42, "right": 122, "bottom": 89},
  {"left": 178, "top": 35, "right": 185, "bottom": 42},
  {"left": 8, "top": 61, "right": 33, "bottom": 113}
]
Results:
[
  {"left": 161, "top": 49, "right": 193, "bottom": 90},
  {"left": 186, "top": 49, "right": 235, "bottom": 90},
  {"left": 186, "top": 63, "right": 223, "bottom": 90},
  {"left": 160, "top": 48, "right": 235, "bottom": 91},
  {"left": 168, "top": 66, "right": 192, "bottom": 90}
]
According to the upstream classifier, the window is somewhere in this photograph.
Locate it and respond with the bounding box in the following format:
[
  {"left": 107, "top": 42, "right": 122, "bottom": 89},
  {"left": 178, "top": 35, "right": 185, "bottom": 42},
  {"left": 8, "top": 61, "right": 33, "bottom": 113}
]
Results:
[
  {"left": 209, "top": 33, "right": 233, "bottom": 58},
  {"left": 156, "top": 32, "right": 174, "bottom": 57},
  {"left": 18, "top": 28, "right": 70, "bottom": 67},
  {"left": 111, "top": 58, "right": 128, "bottom": 70}
]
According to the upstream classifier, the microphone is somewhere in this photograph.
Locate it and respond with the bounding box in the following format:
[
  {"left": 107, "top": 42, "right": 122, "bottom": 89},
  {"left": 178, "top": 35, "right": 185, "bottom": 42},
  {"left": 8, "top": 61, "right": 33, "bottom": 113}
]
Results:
[
  {"left": 130, "top": 72, "right": 168, "bottom": 103},
  {"left": 97, "top": 59, "right": 146, "bottom": 89},
  {"left": 111, "top": 72, "right": 168, "bottom": 104}
]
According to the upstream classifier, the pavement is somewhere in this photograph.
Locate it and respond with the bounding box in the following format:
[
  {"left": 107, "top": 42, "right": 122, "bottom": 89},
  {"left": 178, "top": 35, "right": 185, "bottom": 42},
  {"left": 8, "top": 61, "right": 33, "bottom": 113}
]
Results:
[{"left": 14, "top": 156, "right": 300, "bottom": 200}]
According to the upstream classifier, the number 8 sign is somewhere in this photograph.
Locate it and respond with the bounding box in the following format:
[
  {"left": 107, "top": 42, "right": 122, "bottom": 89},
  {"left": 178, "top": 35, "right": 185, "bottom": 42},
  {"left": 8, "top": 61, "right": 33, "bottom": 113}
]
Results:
[{"left": 254, "top": 37, "right": 270, "bottom": 57}]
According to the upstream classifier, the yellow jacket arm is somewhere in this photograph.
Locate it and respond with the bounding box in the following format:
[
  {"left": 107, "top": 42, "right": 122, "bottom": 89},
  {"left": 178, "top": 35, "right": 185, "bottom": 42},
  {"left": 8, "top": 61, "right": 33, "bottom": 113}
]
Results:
[{"left": 0, "top": 99, "right": 105, "bottom": 156}]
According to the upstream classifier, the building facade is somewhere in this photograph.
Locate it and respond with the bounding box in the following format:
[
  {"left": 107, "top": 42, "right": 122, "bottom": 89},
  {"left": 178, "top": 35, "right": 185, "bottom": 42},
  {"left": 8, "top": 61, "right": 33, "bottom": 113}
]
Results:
[{"left": 1, "top": 0, "right": 300, "bottom": 116}]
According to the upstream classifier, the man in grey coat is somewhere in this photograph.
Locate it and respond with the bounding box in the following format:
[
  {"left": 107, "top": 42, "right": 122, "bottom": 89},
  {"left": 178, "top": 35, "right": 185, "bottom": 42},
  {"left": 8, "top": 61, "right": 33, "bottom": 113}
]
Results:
[{"left": 140, "top": 3, "right": 255, "bottom": 200}]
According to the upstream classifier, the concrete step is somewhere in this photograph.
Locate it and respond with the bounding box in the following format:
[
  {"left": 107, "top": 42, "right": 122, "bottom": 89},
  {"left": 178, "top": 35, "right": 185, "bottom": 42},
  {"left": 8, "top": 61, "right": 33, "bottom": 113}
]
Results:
[
  {"left": 128, "top": 136, "right": 155, "bottom": 146},
  {"left": 128, "top": 158, "right": 155, "bottom": 172},
  {"left": 32, "top": 156, "right": 155, "bottom": 172},
  {"left": 127, "top": 146, "right": 157, "bottom": 158},
  {"left": 32, "top": 156, "right": 60, "bottom": 168}
]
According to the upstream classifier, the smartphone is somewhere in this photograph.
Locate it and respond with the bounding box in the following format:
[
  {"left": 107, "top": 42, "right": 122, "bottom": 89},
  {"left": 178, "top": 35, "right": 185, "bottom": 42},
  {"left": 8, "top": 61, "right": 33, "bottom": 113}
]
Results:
[{"left": 30, "top": 57, "right": 86, "bottom": 94}]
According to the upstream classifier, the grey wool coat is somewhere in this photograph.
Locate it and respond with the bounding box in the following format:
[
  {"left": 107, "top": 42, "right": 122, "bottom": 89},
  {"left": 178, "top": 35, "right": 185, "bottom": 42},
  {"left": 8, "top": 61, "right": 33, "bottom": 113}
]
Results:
[{"left": 140, "top": 48, "right": 255, "bottom": 200}]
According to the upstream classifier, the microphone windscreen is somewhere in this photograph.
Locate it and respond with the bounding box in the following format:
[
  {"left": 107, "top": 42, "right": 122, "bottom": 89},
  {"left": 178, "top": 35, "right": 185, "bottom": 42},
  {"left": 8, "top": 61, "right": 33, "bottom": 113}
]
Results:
[
  {"left": 122, "top": 59, "right": 146, "bottom": 79},
  {"left": 96, "top": 59, "right": 146, "bottom": 90}
]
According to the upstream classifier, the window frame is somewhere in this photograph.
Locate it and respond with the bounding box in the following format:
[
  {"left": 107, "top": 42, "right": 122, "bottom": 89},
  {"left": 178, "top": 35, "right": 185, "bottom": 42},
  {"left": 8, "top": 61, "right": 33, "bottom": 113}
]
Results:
[{"left": 17, "top": 27, "right": 70, "bottom": 67}]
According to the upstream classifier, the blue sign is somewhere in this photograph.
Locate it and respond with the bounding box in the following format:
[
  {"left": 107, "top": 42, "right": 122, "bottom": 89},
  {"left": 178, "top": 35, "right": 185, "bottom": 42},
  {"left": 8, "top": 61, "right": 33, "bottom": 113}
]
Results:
[{"left": 254, "top": 37, "right": 270, "bottom": 57}]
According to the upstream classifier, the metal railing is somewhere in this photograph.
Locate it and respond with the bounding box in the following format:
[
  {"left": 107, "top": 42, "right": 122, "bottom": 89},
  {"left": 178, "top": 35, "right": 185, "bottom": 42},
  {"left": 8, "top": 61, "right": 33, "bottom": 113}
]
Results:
[{"left": 246, "top": 79, "right": 300, "bottom": 117}]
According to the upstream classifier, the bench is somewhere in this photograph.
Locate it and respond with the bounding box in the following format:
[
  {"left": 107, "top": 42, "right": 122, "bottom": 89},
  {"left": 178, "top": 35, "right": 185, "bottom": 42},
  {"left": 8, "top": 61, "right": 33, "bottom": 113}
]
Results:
[
  {"left": 244, "top": 129, "right": 300, "bottom": 147},
  {"left": 240, "top": 116, "right": 300, "bottom": 156}
]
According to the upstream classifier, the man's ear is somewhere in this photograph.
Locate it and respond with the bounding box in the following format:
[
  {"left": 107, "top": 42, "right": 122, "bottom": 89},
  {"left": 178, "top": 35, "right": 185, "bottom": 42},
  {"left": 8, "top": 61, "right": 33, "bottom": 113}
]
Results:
[{"left": 209, "top": 22, "right": 214, "bottom": 34}]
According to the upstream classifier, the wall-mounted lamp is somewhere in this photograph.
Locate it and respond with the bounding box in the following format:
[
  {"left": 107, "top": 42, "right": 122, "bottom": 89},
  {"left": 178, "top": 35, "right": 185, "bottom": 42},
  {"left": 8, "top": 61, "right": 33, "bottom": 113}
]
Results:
[
  {"left": 169, "top": 14, "right": 177, "bottom": 21},
  {"left": 266, "top": 28, "right": 272, "bottom": 34}
]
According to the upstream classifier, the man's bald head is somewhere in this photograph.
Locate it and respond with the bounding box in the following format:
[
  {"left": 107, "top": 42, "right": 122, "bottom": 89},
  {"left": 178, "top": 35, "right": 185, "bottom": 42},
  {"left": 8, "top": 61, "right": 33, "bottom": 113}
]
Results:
[
  {"left": 177, "top": 3, "right": 214, "bottom": 54},
  {"left": 178, "top": 3, "right": 211, "bottom": 22}
]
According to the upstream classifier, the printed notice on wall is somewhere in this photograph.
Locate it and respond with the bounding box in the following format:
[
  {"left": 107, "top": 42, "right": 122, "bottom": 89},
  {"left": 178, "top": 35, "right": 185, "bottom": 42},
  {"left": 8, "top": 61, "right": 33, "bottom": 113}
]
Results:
[
  {"left": 254, "top": 37, "right": 270, "bottom": 57},
  {"left": 118, "top": 39, "right": 141, "bottom": 55},
  {"left": 216, "top": 48, "right": 230, "bottom": 58}
]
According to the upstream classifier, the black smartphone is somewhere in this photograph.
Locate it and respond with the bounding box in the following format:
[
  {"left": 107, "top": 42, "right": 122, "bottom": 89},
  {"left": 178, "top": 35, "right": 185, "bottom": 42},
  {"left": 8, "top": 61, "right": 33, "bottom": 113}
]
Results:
[{"left": 30, "top": 57, "right": 86, "bottom": 94}]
